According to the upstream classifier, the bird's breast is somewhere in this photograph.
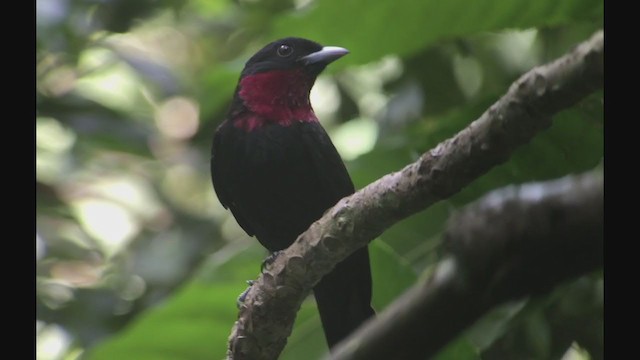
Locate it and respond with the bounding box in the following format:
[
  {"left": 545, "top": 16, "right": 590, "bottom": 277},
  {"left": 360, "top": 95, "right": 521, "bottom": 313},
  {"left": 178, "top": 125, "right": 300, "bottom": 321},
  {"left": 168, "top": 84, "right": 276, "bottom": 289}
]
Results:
[
  {"left": 232, "top": 110, "right": 317, "bottom": 132},
  {"left": 224, "top": 122, "right": 342, "bottom": 250}
]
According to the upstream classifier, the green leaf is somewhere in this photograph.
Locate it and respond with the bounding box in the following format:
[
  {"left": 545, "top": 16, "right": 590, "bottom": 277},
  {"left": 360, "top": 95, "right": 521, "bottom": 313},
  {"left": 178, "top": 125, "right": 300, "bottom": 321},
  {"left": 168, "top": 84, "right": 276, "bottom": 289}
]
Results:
[
  {"left": 86, "top": 239, "right": 419, "bottom": 360},
  {"left": 434, "top": 338, "right": 480, "bottom": 360},
  {"left": 271, "top": 0, "right": 603, "bottom": 66},
  {"left": 369, "top": 239, "right": 418, "bottom": 310},
  {"left": 87, "top": 283, "right": 237, "bottom": 359},
  {"left": 453, "top": 91, "right": 604, "bottom": 206},
  {"left": 86, "top": 243, "right": 266, "bottom": 360}
]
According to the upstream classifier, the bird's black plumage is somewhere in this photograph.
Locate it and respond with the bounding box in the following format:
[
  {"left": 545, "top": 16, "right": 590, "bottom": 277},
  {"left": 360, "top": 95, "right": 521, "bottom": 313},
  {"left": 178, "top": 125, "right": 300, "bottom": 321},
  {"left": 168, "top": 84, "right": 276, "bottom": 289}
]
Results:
[{"left": 211, "top": 37, "right": 374, "bottom": 349}]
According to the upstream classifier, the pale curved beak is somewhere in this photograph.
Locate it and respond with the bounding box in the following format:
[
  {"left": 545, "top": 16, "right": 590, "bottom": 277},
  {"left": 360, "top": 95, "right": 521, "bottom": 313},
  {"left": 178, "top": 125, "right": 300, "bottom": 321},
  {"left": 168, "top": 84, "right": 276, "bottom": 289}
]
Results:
[{"left": 299, "top": 46, "right": 349, "bottom": 65}]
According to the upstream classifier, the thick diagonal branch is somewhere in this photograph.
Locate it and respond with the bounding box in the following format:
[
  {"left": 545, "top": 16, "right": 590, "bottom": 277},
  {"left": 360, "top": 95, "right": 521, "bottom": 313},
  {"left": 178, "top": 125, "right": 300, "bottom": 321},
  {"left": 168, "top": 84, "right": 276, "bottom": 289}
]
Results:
[
  {"left": 226, "top": 30, "right": 603, "bottom": 360},
  {"left": 329, "top": 168, "right": 603, "bottom": 360}
]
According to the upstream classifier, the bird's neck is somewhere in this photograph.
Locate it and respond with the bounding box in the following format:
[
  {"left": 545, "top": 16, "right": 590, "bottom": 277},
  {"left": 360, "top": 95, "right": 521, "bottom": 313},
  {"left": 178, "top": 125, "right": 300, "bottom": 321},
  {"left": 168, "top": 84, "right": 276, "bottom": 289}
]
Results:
[{"left": 234, "top": 69, "right": 318, "bottom": 131}]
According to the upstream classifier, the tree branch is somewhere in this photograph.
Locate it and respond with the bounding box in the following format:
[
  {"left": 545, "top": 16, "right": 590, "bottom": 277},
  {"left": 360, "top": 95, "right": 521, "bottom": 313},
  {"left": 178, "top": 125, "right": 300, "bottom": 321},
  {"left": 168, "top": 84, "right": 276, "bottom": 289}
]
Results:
[
  {"left": 329, "top": 167, "right": 603, "bottom": 359},
  {"left": 226, "top": 30, "right": 603, "bottom": 360}
]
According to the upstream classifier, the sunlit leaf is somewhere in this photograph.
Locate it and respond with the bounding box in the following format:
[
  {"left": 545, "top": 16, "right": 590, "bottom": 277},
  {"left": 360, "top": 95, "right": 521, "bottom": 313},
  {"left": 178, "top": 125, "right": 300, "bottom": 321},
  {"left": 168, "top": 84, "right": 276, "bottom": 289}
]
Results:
[{"left": 271, "top": 0, "right": 603, "bottom": 66}]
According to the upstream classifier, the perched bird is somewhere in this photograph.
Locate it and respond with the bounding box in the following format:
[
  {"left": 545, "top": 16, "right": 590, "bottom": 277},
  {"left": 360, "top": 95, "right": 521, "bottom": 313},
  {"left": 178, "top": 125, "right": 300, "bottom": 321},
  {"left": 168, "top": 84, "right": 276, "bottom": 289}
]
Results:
[{"left": 210, "top": 37, "right": 375, "bottom": 348}]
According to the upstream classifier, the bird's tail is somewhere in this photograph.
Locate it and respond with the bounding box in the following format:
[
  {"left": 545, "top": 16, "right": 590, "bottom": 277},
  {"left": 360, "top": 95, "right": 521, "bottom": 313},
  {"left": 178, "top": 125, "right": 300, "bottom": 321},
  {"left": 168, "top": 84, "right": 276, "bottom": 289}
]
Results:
[{"left": 313, "top": 246, "right": 375, "bottom": 349}]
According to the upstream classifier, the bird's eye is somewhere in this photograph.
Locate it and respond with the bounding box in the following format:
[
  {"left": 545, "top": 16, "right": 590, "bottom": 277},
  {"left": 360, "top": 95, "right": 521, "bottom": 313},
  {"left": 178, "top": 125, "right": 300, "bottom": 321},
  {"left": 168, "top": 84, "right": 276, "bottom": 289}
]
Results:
[{"left": 277, "top": 44, "right": 293, "bottom": 57}]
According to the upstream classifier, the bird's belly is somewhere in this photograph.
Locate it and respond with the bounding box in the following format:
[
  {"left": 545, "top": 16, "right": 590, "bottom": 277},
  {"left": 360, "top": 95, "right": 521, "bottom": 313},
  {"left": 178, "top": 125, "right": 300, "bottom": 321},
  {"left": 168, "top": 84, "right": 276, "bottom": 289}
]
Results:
[{"left": 232, "top": 126, "right": 330, "bottom": 251}]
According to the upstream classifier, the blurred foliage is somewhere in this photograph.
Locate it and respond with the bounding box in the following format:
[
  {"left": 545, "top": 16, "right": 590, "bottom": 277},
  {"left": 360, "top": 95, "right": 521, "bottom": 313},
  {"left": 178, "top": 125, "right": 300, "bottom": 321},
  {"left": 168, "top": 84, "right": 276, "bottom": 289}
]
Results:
[{"left": 36, "top": 0, "right": 603, "bottom": 359}]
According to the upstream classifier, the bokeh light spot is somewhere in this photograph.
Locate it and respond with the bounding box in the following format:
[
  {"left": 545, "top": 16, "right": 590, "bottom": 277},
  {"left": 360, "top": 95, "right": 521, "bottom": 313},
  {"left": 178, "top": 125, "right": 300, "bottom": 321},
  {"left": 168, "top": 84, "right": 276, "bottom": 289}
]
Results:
[
  {"left": 72, "top": 199, "right": 139, "bottom": 257},
  {"left": 75, "top": 48, "right": 143, "bottom": 113},
  {"left": 331, "top": 117, "right": 379, "bottom": 161},
  {"left": 37, "top": 323, "right": 71, "bottom": 360},
  {"left": 155, "top": 96, "right": 200, "bottom": 140}
]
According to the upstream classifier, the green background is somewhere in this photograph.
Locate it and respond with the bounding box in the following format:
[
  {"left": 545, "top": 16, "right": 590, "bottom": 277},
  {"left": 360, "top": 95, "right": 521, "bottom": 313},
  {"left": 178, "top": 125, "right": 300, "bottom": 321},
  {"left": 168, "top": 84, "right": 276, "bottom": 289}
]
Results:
[{"left": 36, "top": 0, "right": 603, "bottom": 359}]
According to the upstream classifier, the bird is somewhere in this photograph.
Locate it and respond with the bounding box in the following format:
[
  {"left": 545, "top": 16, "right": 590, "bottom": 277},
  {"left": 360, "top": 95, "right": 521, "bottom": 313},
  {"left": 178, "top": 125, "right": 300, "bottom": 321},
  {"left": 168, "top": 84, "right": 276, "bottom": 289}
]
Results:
[{"left": 210, "top": 37, "right": 375, "bottom": 349}]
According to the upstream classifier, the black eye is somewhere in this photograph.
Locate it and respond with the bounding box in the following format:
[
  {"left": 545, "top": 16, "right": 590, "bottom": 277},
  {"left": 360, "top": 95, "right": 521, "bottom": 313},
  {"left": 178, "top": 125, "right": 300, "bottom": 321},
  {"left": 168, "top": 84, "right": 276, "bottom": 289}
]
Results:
[{"left": 277, "top": 44, "right": 293, "bottom": 57}]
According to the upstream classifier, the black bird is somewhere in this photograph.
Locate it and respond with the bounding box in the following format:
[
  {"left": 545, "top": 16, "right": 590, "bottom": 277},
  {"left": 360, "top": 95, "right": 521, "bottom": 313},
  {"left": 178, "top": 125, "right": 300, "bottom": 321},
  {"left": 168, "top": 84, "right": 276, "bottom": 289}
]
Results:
[{"left": 210, "top": 37, "right": 375, "bottom": 348}]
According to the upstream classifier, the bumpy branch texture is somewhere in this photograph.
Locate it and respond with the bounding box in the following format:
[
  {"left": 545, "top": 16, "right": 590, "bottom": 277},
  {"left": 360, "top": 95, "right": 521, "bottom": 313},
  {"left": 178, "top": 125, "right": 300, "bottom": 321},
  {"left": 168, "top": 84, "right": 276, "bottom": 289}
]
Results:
[
  {"left": 226, "top": 30, "right": 603, "bottom": 360},
  {"left": 329, "top": 168, "right": 603, "bottom": 360}
]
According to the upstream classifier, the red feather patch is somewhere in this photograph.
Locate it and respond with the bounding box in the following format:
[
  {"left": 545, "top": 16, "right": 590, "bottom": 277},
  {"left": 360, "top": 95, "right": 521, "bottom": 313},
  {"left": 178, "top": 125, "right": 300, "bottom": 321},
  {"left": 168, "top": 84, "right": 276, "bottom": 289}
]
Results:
[{"left": 236, "top": 69, "right": 318, "bottom": 130}]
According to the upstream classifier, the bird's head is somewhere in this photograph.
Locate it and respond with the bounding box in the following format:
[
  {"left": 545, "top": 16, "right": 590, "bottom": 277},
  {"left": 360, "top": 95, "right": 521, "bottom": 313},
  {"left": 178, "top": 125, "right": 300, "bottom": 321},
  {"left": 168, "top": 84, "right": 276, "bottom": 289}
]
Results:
[
  {"left": 241, "top": 37, "right": 349, "bottom": 78},
  {"left": 230, "top": 37, "right": 349, "bottom": 129}
]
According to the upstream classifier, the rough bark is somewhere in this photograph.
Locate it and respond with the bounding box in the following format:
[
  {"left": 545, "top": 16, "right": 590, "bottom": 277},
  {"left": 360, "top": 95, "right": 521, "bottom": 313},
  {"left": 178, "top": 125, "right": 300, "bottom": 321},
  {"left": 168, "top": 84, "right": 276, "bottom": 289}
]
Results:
[{"left": 329, "top": 168, "right": 603, "bottom": 359}]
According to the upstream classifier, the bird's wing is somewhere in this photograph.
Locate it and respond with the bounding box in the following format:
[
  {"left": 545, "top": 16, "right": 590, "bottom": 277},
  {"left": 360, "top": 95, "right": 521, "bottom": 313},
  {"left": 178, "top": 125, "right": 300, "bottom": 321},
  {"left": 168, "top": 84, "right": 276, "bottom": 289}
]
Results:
[
  {"left": 211, "top": 122, "right": 256, "bottom": 236},
  {"left": 300, "top": 122, "right": 355, "bottom": 200}
]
